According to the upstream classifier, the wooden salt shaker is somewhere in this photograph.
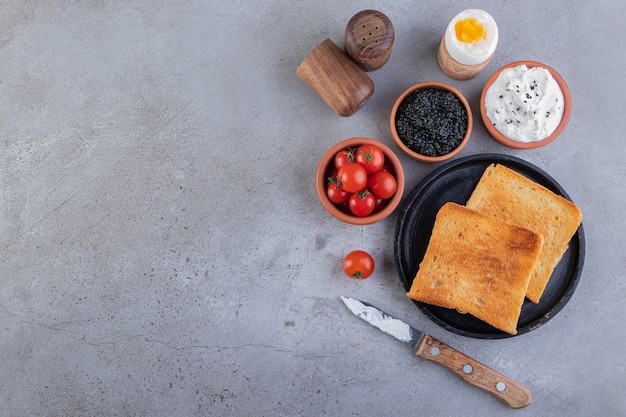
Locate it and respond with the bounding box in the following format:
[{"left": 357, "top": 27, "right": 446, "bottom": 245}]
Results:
[
  {"left": 344, "top": 10, "right": 394, "bottom": 72},
  {"left": 296, "top": 39, "right": 374, "bottom": 117}
]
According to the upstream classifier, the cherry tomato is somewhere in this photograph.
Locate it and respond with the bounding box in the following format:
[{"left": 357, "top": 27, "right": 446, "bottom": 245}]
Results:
[
  {"left": 336, "top": 201, "right": 351, "bottom": 214},
  {"left": 343, "top": 250, "right": 375, "bottom": 279},
  {"left": 334, "top": 149, "right": 354, "bottom": 170},
  {"left": 348, "top": 190, "right": 375, "bottom": 217},
  {"left": 372, "top": 197, "right": 388, "bottom": 214},
  {"left": 327, "top": 181, "right": 350, "bottom": 204},
  {"left": 380, "top": 162, "right": 394, "bottom": 174},
  {"left": 337, "top": 162, "right": 367, "bottom": 193},
  {"left": 368, "top": 171, "right": 397, "bottom": 199},
  {"left": 355, "top": 144, "right": 385, "bottom": 174}
]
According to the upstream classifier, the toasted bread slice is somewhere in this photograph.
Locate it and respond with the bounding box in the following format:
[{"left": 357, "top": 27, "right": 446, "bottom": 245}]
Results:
[
  {"left": 466, "top": 164, "right": 582, "bottom": 303},
  {"left": 406, "top": 202, "right": 543, "bottom": 335}
]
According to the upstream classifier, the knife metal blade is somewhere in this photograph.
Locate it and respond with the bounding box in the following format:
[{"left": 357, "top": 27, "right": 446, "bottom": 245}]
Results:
[
  {"left": 340, "top": 296, "right": 532, "bottom": 409},
  {"left": 341, "top": 295, "right": 425, "bottom": 349}
]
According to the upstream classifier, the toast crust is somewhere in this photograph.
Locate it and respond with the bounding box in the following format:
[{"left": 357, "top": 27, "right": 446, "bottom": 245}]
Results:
[{"left": 406, "top": 202, "right": 543, "bottom": 335}]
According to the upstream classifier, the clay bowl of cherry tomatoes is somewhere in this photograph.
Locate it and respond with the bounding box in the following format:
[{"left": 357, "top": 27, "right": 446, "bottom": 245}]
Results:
[{"left": 316, "top": 137, "right": 405, "bottom": 225}]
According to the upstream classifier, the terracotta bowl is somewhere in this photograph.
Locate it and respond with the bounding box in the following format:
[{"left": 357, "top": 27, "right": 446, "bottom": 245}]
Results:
[
  {"left": 390, "top": 82, "right": 472, "bottom": 163},
  {"left": 480, "top": 60, "right": 572, "bottom": 149},
  {"left": 316, "top": 137, "right": 405, "bottom": 225}
]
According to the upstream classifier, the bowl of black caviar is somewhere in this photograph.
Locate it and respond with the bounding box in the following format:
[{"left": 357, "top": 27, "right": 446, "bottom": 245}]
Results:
[{"left": 390, "top": 82, "right": 472, "bottom": 162}]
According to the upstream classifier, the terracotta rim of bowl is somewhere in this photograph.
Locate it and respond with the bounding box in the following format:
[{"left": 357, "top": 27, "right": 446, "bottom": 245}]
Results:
[
  {"left": 316, "top": 137, "right": 405, "bottom": 225},
  {"left": 389, "top": 82, "right": 473, "bottom": 163},
  {"left": 480, "top": 60, "right": 572, "bottom": 149}
]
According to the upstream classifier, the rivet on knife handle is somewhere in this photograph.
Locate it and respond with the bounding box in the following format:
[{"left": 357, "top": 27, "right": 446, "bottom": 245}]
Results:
[{"left": 415, "top": 334, "right": 532, "bottom": 409}]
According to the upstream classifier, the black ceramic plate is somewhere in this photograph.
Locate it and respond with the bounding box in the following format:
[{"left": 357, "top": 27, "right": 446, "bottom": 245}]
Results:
[{"left": 394, "top": 154, "right": 585, "bottom": 339}]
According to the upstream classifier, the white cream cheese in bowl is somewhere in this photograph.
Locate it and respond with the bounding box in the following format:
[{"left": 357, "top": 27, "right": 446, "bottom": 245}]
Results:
[{"left": 484, "top": 64, "right": 565, "bottom": 143}]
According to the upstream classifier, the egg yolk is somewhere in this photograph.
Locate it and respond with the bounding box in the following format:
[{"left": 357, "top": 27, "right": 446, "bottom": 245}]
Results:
[{"left": 454, "top": 18, "right": 487, "bottom": 44}]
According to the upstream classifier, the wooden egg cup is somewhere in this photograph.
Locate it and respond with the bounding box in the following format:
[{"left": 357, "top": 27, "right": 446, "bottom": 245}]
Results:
[{"left": 437, "top": 36, "right": 493, "bottom": 80}]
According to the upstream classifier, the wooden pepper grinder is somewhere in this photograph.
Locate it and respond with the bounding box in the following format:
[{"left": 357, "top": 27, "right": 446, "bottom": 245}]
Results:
[
  {"left": 296, "top": 39, "right": 374, "bottom": 117},
  {"left": 344, "top": 10, "right": 394, "bottom": 72},
  {"left": 295, "top": 10, "right": 393, "bottom": 116}
]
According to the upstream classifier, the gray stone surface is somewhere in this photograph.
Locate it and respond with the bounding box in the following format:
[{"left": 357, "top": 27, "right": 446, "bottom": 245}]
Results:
[{"left": 0, "top": 1, "right": 624, "bottom": 416}]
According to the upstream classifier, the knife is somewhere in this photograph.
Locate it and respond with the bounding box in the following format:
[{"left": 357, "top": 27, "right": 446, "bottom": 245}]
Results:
[{"left": 340, "top": 296, "right": 532, "bottom": 409}]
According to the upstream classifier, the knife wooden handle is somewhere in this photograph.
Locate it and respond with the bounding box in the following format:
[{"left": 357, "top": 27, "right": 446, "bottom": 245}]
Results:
[{"left": 415, "top": 334, "right": 532, "bottom": 409}]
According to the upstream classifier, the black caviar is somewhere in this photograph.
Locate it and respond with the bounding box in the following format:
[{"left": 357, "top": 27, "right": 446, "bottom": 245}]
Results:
[{"left": 395, "top": 88, "right": 468, "bottom": 157}]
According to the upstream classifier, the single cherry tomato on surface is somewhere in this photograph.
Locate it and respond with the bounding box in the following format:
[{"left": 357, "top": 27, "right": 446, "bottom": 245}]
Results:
[
  {"left": 355, "top": 144, "right": 385, "bottom": 174},
  {"left": 337, "top": 162, "right": 368, "bottom": 193},
  {"left": 369, "top": 171, "right": 397, "bottom": 199},
  {"left": 343, "top": 250, "right": 375, "bottom": 279},
  {"left": 327, "top": 181, "right": 351, "bottom": 204},
  {"left": 334, "top": 148, "right": 354, "bottom": 170},
  {"left": 348, "top": 190, "right": 375, "bottom": 217}
]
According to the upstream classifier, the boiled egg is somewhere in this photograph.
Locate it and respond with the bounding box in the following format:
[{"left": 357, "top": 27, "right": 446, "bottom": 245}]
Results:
[{"left": 444, "top": 9, "right": 498, "bottom": 65}]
